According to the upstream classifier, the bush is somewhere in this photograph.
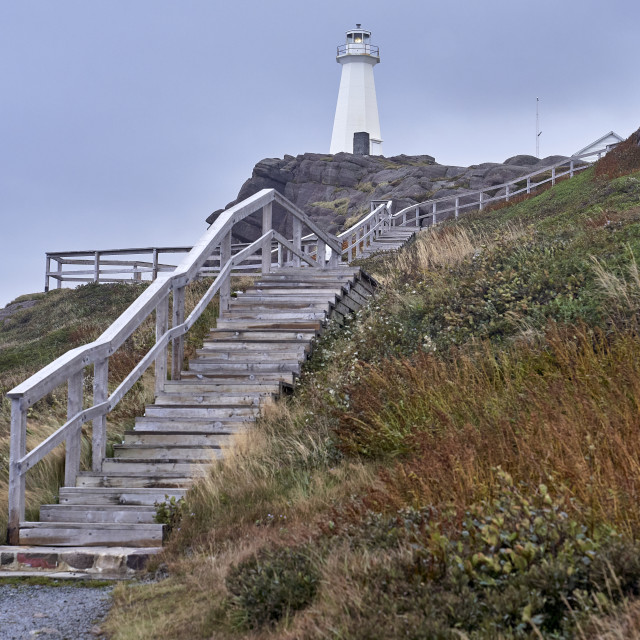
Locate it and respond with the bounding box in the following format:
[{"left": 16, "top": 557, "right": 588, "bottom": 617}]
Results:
[{"left": 225, "top": 546, "right": 319, "bottom": 629}]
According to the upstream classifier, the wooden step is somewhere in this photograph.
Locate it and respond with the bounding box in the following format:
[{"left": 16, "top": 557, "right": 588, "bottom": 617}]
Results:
[
  {"left": 198, "top": 340, "right": 310, "bottom": 351},
  {"left": 160, "top": 380, "right": 287, "bottom": 394},
  {"left": 19, "top": 522, "right": 165, "bottom": 547},
  {"left": 39, "top": 504, "right": 157, "bottom": 524},
  {"left": 154, "top": 392, "right": 268, "bottom": 405},
  {"left": 59, "top": 487, "right": 187, "bottom": 506},
  {"left": 124, "top": 431, "right": 236, "bottom": 447},
  {"left": 185, "top": 362, "right": 300, "bottom": 375},
  {"left": 144, "top": 404, "right": 259, "bottom": 418},
  {"left": 207, "top": 329, "right": 318, "bottom": 341},
  {"left": 100, "top": 459, "right": 214, "bottom": 476},
  {"left": 134, "top": 416, "right": 252, "bottom": 431},
  {"left": 113, "top": 444, "right": 224, "bottom": 460},
  {"left": 77, "top": 472, "right": 195, "bottom": 488},
  {"left": 193, "top": 351, "right": 305, "bottom": 363},
  {"left": 215, "top": 319, "right": 323, "bottom": 330}
]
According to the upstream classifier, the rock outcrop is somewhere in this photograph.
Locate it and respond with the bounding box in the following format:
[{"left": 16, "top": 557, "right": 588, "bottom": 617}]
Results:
[{"left": 207, "top": 152, "right": 566, "bottom": 241}]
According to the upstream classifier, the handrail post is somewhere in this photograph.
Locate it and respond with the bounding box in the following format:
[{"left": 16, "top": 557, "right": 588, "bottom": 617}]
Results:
[
  {"left": 93, "top": 252, "right": 100, "bottom": 283},
  {"left": 56, "top": 259, "right": 62, "bottom": 289},
  {"left": 65, "top": 371, "right": 83, "bottom": 487},
  {"left": 8, "top": 398, "right": 26, "bottom": 544},
  {"left": 432, "top": 202, "right": 437, "bottom": 225},
  {"left": 402, "top": 211, "right": 407, "bottom": 226},
  {"left": 570, "top": 160, "right": 574, "bottom": 178},
  {"left": 292, "top": 218, "right": 302, "bottom": 268},
  {"left": 527, "top": 177, "right": 531, "bottom": 194},
  {"left": 155, "top": 294, "right": 169, "bottom": 395},
  {"left": 45, "top": 255, "right": 51, "bottom": 292},
  {"left": 552, "top": 167, "right": 556, "bottom": 186},
  {"left": 415, "top": 207, "right": 419, "bottom": 227},
  {"left": 479, "top": 192, "right": 484, "bottom": 211},
  {"left": 505, "top": 184, "right": 510, "bottom": 202},
  {"left": 455, "top": 197, "right": 460, "bottom": 220},
  {"left": 152, "top": 249, "right": 159, "bottom": 281},
  {"left": 317, "top": 238, "right": 326, "bottom": 268},
  {"left": 171, "top": 285, "right": 186, "bottom": 381},
  {"left": 92, "top": 358, "right": 108, "bottom": 472},
  {"left": 219, "top": 231, "right": 232, "bottom": 313},
  {"left": 262, "top": 202, "right": 272, "bottom": 274}
]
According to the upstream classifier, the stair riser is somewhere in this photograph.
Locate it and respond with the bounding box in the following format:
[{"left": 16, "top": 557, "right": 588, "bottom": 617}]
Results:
[
  {"left": 185, "top": 363, "right": 300, "bottom": 374},
  {"left": 124, "top": 433, "right": 235, "bottom": 446},
  {"left": 207, "top": 330, "right": 317, "bottom": 340},
  {"left": 154, "top": 393, "right": 270, "bottom": 405},
  {"left": 144, "top": 407, "right": 258, "bottom": 418},
  {"left": 40, "top": 506, "right": 157, "bottom": 524},
  {"left": 192, "top": 352, "right": 304, "bottom": 363},
  {"left": 160, "top": 383, "right": 283, "bottom": 393},
  {"left": 134, "top": 422, "right": 250, "bottom": 433},
  {"left": 220, "top": 312, "right": 327, "bottom": 321},
  {"left": 199, "top": 342, "right": 310, "bottom": 351},
  {"left": 19, "top": 525, "right": 164, "bottom": 548},
  {"left": 215, "top": 319, "right": 322, "bottom": 330},
  {"left": 100, "top": 461, "right": 214, "bottom": 475},
  {"left": 59, "top": 488, "right": 186, "bottom": 506},
  {"left": 76, "top": 476, "right": 195, "bottom": 488},
  {"left": 114, "top": 447, "right": 225, "bottom": 460}
]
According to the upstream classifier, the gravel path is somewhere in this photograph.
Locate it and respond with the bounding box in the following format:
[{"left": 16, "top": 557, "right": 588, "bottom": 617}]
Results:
[{"left": 0, "top": 583, "right": 113, "bottom": 639}]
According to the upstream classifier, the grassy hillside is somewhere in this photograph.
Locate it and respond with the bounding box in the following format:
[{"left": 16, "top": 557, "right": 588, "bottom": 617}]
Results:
[
  {"left": 101, "top": 132, "right": 640, "bottom": 639},
  {"left": 0, "top": 281, "right": 219, "bottom": 537}
]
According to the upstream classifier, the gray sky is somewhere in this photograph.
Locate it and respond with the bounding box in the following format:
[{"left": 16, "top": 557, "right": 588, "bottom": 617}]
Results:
[{"left": 1, "top": 0, "right": 638, "bottom": 306}]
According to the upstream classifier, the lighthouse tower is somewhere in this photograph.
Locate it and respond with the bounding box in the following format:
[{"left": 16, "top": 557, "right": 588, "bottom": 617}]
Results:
[{"left": 330, "top": 25, "right": 383, "bottom": 156}]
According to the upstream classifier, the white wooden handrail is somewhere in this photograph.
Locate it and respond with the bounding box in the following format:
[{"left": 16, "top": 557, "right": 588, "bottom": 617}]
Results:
[
  {"left": 6, "top": 188, "right": 340, "bottom": 544},
  {"left": 391, "top": 148, "right": 608, "bottom": 228}
]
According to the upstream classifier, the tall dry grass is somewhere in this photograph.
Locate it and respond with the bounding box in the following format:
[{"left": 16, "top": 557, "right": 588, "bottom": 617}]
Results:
[{"left": 336, "top": 321, "right": 640, "bottom": 531}]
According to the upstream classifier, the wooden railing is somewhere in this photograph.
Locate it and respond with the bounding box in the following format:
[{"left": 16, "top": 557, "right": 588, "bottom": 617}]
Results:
[
  {"left": 337, "top": 200, "right": 393, "bottom": 260},
  {"left": 6, "top": 189, "right": 341, "bottom": 544},
  {"left": 45, "top": 238, "right": 331, "bottom": 291},
  {"left": 391, "top": 149, "right": 605, "bottom": 228}
]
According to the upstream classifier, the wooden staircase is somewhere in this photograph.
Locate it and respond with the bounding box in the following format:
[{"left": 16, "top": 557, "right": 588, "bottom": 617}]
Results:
[{"left": 15, "top": 267, "right": 376, "bottom": 548}]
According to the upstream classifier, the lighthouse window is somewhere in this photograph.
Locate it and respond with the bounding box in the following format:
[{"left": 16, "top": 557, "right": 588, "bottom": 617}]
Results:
[
  {"left": 354, "top": 34, "right": 363, "bottom": 43},
  {"left": 347, "top": 33, "right": 354, "bottom": 43}
]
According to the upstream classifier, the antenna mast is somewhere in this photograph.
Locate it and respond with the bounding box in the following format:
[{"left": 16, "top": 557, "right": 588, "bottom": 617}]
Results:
[{"left": 536, "top": 97, "right": 541, "bottom": 158}]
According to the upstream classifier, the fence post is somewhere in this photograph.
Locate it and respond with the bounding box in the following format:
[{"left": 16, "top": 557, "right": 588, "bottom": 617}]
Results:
[
  {"left": 45, "top": 255, "right": 51, "bottom": 292},
  {"left": 505, "top": 184, "right": 510, "bottom": 202},
  {"left": 8, "top": 398, "right": 26, "bottom": 544},
  {"left": 292, "top": 218, "right": 302, "bottom": 268},
  {"left": 93, "top": 252, "right": 100, "bottom": 283},
  {"left": 92, "top": 359, "right": 108, "bottom": 472},
  {"left": 570, "top": 160, "right": 574, "bottom": 178},
  {"left": 155, "top": 294, "right": 169, "bottom": 396},
  {"left": 527, "top": 177, "right": 531, "bottom": 194},
  {"left": 479, "top": 193, "right": 484, "bottom": 211},
  {"left": 65, "top": 370, "right": 83, "bottom": 487},
  {"left": 432, "top": 202, "right": 437, "bottom": 225},
  {"left": 56, "top": 259, "right": 62, "bottom": 289},
  {"left": 262, "top": 202, "right": 272, "bottom": 274},
  {"left": 552, "top": 167, "right": 556, "bottom": 186},
  {"left": 171, "top": 285, "right": 186, "bottom": 381},
  {"left": 455, "top": 197, "right": 460, "bottom": 220}
]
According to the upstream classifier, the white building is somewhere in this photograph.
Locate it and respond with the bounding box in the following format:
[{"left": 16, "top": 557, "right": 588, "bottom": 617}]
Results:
[
  {"left": 573, "top": 131, "right": 624, "bottom": 158},
  {"left": 330, "top": 25, "right": 383, "bottom": 155}
]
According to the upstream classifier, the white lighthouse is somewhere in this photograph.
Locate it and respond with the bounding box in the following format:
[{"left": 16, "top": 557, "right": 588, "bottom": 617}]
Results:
[{"left": 330, "top": 25, "right": 383, "bottom": 156}]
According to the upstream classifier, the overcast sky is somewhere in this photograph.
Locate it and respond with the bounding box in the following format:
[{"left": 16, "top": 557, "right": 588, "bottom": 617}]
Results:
[{"left": 1, "top": 0, "right": 638, "bottom": 307}]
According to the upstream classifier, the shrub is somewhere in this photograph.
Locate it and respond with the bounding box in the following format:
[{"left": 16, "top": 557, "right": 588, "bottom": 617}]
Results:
[{"left": 225, "top": 546, "right": 319, "bottom": 629}]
